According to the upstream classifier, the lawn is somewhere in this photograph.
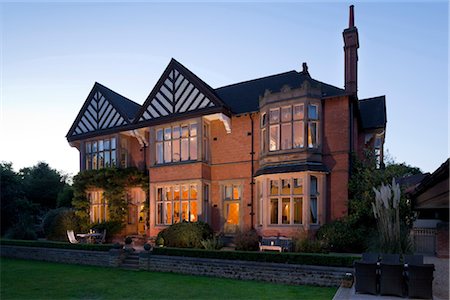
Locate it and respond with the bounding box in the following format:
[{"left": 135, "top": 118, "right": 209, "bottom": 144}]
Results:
[{"left": 1, "top": 257, "right": 337, "bottom": 300}]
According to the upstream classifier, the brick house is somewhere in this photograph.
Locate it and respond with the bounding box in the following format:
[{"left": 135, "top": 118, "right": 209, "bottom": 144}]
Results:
[{"left": 67, "top": 6, "right": 386, "bottom": 238}]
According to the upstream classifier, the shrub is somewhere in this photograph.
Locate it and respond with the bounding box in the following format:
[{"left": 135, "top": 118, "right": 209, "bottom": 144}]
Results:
[
  {"left": 1, "top": 238, "right": 113, "bottom": 251},
  {"left": 234, "top": 229, "right": 260, "bottom": 251},
  {"left": 124, "top": 236, "right": 133, "bottom": 245},
  {"left": 42, "top": 208, "right": 80, "bottom": 241},
  {"left": 317, "top": 217, "right": 366, "bottom": 253},
  {"left": 201, "top": 235, "right": 223, "bottom": 250},
  {"left": 152, "top": 247, "right": 359, "bottom": 267},
  {"left": 156, "top": 221, "right": 213, "bottom": 248},
  {"left": 294, "top": 238, "right": 326, "bottom": 253},
  {"left": 4, "top": 225, "right": 37, "bottom": 240}
]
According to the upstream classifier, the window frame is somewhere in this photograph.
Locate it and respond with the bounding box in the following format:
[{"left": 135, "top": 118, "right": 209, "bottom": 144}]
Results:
[
  {"left": 155, "top": 122, "right": 199, "bottom": 165},
  {"left": 85, "top": 137, "right": 117, "bottom": 170},
  {"left": 155, "top": 183, "right": 199, "bottom": 225}
]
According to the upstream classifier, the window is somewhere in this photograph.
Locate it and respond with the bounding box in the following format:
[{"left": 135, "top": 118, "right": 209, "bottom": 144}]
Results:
[
  {"left": 307, "top": 104, "right": 319, "bottom": 148},
  {"left": 85, "top": 137, "right": 117, "bottom": 170},
  {"left": 374, "top": 136, "right": 382, "bottom": 169},
  {"left": 223, "top": 184, "right": 241, "bottom": 234},
  {"left": 269, "top": 178, "right": 303, "bottom": 225},
  {"left": 89, "top": 191, "right": 108, "bottom": 223},
  {"left": 156, "top": 183, "right": 198, "bottom": 225},
  {"left": 310, "top": 176, "right": 318, "bottom": 224},
  {"left": 264, "top": 103, "right": 312, "bottom": 152},
  {"left": 156, "top": 123, "right": 198, "bottom": 164},
  {"left": 203, "top": 184, "right": 209, "bottom": 222}
]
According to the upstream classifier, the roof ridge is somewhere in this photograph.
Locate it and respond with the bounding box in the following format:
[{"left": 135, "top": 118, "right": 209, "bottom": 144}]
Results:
[
  {"left": 215, "top": 70, "right": 298, "bottom": 90},
  {"left": 94, "top": 82, "right": 142, "bottom": 107}
]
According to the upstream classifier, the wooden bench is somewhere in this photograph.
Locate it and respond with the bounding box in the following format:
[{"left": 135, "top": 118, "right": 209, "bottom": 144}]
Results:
[{"left": 259, "top": 236, "right": 293, "bottom": 252}]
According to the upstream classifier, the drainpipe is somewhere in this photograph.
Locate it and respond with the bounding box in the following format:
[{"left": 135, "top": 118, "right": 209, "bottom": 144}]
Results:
[{"left": 249, "top": 113, "right": 255, "bottom": 230}]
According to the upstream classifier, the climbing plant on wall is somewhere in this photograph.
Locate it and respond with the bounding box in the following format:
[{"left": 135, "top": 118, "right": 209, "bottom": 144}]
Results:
[{"left": 72, "top": 168, "right": 149, "bottom": 231}]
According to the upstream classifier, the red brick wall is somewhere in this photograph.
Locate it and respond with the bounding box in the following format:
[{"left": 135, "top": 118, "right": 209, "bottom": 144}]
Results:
[
  {"left": 322, "top": 96, "right": 351, "bottom": 221},
  {"left": 436, "top": 223, "right": 449, "bottom": 258}
]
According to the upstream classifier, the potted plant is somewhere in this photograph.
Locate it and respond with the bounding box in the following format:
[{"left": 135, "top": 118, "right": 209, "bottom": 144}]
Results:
[{"left": 341, "top": 272, "right": 354, "bottom": 288}]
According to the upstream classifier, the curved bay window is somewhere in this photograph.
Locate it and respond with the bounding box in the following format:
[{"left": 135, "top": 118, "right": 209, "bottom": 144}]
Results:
[
  {"left": 261, "top": 103, "right": 319, "bottom": 153},
  {"left": 156, "top": 123, "right": 198, "bottom": 164},
  {"left": 156, "top": 183, "right": 198, "bottom": 225},
  {"left": 85, "top": 137, "right": 117, "bottom": 170}
]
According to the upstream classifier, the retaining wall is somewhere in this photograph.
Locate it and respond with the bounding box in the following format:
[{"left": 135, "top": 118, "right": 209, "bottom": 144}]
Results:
[{"left": 1, "top": 245, "right": 350, "bottom": 286}]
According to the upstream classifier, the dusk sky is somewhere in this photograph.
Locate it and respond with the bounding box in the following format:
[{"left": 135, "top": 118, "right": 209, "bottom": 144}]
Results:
[{"left": 1, "top": 1, "right": 448, "bottom": 177}]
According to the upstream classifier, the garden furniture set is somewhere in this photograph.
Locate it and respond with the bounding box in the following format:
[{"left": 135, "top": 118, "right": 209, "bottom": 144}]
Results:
[
  {"left": 354, "top": 253, "right": 434, "bottom": 299},
  {"left": 259, "top": 236, "right": 293, "bottom": 252},
  {"left": 67, "top": 229, "right": 106, "bottom": 244}
]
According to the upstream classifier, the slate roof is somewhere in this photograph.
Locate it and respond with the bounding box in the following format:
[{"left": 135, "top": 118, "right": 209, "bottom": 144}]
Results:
[
  {"left": 215, "top": 71, "right": 346, "bottom": 114},
  {"left": 95, "top": 82, "right": 142, "bottom": 122},
  {"left": 358, "top": 96, "right": 386, "bottom": 130}
]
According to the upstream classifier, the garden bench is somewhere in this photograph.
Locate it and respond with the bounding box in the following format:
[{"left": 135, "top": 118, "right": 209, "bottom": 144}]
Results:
[{"left": 259, "top": 236, "right": 293, "bottom": 252}]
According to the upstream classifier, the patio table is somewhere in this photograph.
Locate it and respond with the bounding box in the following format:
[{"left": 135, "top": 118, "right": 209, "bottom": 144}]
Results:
[{"left": 77, "top": 233, "right": 102, "bottom": 244}]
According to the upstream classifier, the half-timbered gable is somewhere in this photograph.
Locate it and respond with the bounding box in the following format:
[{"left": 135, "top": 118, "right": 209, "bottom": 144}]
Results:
[
  {"left": 135, "top": 58, "right": 230, "bottom": 125},
  {"left": 66, "top": 82, "right": 141, "bottom": 141}
]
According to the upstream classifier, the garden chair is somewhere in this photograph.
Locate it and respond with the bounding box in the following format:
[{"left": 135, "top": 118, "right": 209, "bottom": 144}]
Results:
[
  {"left": 379, "top": 263, "right": 404, "bottom": 297},
  {"left": 362, "top": 252, "right": 379, "bottom": 263},
  {"left": 67, "top": 230, "right": 79, "bottom": 244},
  {"left": 99, "top": 229, "right": 107, "bottom": 244},
  {"left": 403, "top": 254, "right": 423, "bottom": 265},
  {"left": 406, "top": 264, "right": 434, "bottom": 299},
  {"left": 380, "top": 253, "right": 400, "bottom": 264},
  {"left": 354, "top": 261, "right": 378, "bottom": 295}
]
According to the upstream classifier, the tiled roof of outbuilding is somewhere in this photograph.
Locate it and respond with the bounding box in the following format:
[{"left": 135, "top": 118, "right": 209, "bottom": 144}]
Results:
[
  {"left": 215, "top": 71, "right": 346, "bottom": 114},
  {"left": 358, "top": 96, "right": 386, "bottom": 129}
]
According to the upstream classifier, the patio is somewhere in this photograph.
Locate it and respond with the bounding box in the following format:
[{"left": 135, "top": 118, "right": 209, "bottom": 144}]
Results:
[{"left": 333, "top": 256, "right": 449, "bottom": 300}]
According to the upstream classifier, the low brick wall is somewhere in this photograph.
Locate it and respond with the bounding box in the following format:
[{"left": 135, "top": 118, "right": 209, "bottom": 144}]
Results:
[
  {"left": 1, "top": 245, "right": 110, "bottom": 267},
  {"left": 140, "top": 253, "right": 351, "bottom": 286}
]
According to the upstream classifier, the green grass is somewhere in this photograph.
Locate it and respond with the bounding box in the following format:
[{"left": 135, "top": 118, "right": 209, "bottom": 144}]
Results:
[{"left": 1, "top": 257, "right": 337, "bottom": 300}]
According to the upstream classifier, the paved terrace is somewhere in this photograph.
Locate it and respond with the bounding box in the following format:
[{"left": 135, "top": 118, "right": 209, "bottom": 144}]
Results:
[{"left": 333, "top": 256, "right": 449, "bottom": 300}]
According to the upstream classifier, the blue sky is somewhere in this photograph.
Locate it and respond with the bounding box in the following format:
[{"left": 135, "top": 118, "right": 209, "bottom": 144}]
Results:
[{"left": 1, "top": 1, "right": 448, "bottom": 177}]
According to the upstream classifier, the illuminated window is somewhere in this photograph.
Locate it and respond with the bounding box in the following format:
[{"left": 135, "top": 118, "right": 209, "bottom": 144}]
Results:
[
  {"left": 85, "top": 137, "right": 117, "bottom": 170},
  {"left": 156, "top": 123, "right": 198, "bottom": 164},
  {"left": 223, "top": 184, "right": 241, "bottom": 234},
  {"left": 262, "top": 103, "right": 314, "bottom": 152},
  {"left": 156, "top": 183, "right": 199, "bottom": 225},
  {"left": 89, "top": 191, "right": 108, "bottom": 223},
  {"left": 268, "top": 177, "right": 304, "bottom": 225}
]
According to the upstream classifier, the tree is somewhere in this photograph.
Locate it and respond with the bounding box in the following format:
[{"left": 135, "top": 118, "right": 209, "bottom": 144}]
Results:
[
  {"left": 57, "top": 185, "right": 74, "bottom": 208},
  {"left": 20, "top": 162, "right": 66, "bottom": 209},
  {"left": 1, "top": 162, "right": 23, "bottom": 234}
]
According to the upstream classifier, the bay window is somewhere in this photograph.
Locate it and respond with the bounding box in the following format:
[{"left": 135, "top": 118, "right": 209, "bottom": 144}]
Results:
[
  {"left": 156, "top": 122, "right": 198, "bottom": 164},
  {"left": 263, "top": 102, "right": 318, "bottom": 153},
  {"left": 156, "top": 183, "right": 198, "bottom": 225},
  {"left": 269, "top": 178, "right": 303, "bottom": 225},
  {"left": 85, "top": 137, "right": 116, "bottom": 170}
]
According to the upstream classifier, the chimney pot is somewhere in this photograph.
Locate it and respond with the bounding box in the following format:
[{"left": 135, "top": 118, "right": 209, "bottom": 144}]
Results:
[
  {"left": 302, "top": 62, "right": 309, "bottom": 75},
  {"left": 349, "top": 5, "right": 355, "bottom": 28}
]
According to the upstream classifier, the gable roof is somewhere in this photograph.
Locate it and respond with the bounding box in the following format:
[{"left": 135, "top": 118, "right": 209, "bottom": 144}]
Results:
[
  {"left": 215, "top": 70, "right": 346, "bottom": 114},
  {"left": 135, "top": 58, "right": 230, "bottom": 125},
  {"left": 358, "top": 96, "right": 387, "bottom": 129},
  {"left": 66, "top": 82, "right": 141, "bottom": 141}
]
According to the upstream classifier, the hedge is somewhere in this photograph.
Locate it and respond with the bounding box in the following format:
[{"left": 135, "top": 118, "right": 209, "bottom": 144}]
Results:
[
  {"left": 152, "top": 247, "right": 359, "bottom": 267},
  {"left": 0, "top": 239, "right": 114, "bottom": 252}
]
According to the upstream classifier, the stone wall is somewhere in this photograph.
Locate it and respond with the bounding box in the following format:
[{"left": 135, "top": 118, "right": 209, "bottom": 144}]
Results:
[
  {"left": 1, "top": 245, "right": 350, "bottom": 287},
  {"left": 140, "top": 253, "right": 351, "bottom": 287},
  {"left": 1, "top": 245, "right": 110, "bottom": 267}
]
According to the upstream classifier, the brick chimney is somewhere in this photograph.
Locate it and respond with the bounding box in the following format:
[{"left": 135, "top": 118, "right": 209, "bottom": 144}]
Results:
[{"left": 343, "top": 5, "right": 359, "bottom": 96}]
